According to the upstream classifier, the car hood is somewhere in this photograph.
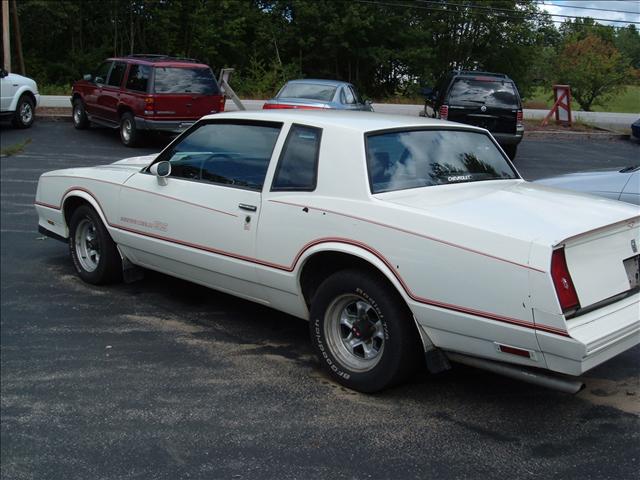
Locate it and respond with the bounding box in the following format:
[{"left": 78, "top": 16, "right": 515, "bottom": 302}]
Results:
[
  {"left": 376, "top": 179, "right": 639, "bottom": 246},
  {"left": 535, "top": 169, "right": 633, "bottom": 194},
  {"left": 6, "top": 72, "right": 37, "bottom": 90},
  {"left": 111, "top": 154, "right": 158, "bottom": 167}
]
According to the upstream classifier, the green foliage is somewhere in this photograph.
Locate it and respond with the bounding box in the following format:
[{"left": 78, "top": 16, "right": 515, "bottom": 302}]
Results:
[
  {"left": 9, "top": 0, "right": 640, "bottom": 108},
  {"left": 554, "top": 34, "right": 634, "bottom": 111}
]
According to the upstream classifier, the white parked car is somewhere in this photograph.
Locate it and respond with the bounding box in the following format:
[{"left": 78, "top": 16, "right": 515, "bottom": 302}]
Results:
[
  {"left": 0, "top": 68, "right": 40, "bottom": 128},
  {"left": 35, "top": 111, "right": 639, "bottom": 393}
]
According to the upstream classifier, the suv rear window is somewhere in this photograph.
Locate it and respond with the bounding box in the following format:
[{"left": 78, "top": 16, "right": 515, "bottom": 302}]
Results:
[
  {"left": 448, "top": 78, "right": 519, "bottom": 108},
  {"left": 366, "top": 129, "right": 517, "bottom": 193},
  {"left": 153, "top": 67, "right": 219, "bottom": 95}
]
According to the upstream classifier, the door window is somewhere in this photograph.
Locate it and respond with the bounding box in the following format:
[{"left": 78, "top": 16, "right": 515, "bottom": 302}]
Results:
[
  {"left": 162, "top": 121, "right": 282, "bottom": 190},
  {"left": 94, "top": 61, "right": 112, "bottom": 84},
  {"left": 107, "top": 62, "right": 127, "bottom": 88},
  {"left": 125, "top": 64, "right": 151, "bottom": 92},
  {"left": 271, "top": 124, "right": 322, "bottom": 191}
]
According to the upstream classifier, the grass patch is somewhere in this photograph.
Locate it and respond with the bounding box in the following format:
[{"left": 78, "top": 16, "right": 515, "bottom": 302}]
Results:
[
  {"left": 1, "top": 138, "right": 32, "bottom": 157},
  {"left": 523, "top": 85, "right": 640, "bottom": 113},
  {"left": 38, "top": 84, "right": 72, "bottom": 95}
]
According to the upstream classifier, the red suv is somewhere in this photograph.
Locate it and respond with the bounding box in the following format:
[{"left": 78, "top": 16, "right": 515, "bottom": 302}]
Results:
[{"left": 71, "top": 55, "right": 225, "bottom": 146}]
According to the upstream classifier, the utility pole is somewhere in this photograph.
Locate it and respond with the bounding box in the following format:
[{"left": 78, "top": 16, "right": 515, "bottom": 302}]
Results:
[
  {"left": 2, "top": 0, "right": 10, "bottom": 71},
  {"left": 10, "top": 0, "right": 23, "bottom": 74}
]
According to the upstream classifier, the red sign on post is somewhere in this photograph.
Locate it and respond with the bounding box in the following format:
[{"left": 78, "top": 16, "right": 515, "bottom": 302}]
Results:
[{"left": 542, "top": 85, "right": 572, "bottom": 127}]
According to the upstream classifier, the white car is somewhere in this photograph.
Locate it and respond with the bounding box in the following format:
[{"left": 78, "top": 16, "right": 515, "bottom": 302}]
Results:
[
  {"left": 34, "top": 111, "right": 639, "bottom": 393},
  {"left": 0, "top": 69, "right": 40, "bottom": 128}
]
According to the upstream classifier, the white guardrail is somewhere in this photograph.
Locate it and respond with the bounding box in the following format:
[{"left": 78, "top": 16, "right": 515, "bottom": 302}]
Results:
[{"left": 39, "top": 96, "right": 637, "bottom": 130}]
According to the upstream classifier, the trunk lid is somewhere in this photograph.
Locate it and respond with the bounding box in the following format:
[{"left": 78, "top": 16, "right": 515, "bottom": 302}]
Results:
[{"left": 377, "top": 180, "right": 639, "bottom": 309}]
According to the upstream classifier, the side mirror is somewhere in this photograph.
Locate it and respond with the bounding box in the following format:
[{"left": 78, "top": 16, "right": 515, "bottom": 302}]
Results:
[
  {"left": 95, "top": 76, "right": 105, "bottom": 84},
  {"left": 83, "top": 73, "right": 93, "bottom": 82},
  {"left": 0, "top": 69, "right": 8, "bottom": 78},
  {"left": 149, "top": 161, "right": 171, "bottom": 186},
  {"left": 365, "top": 99, "right": 372, "bottom": 105}
]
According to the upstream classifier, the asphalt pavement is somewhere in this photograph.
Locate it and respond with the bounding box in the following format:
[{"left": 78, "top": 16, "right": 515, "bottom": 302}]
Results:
[{"left": 1, "top": 120, "right": 639, "bottom": 479}]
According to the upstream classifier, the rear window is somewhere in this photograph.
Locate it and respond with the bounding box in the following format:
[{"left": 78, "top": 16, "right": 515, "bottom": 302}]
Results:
[
  {"left": 448, "top": 78, "right": 519, "bottom": 108},
  {"left": 278, "top": 83, "right": 337, "bottom": 102},
  {"left": 366, "top": 129, "right": 517, "bottom": 194},
  {"left": 153, "top": 67, "right": 219, "bottom": 95}
]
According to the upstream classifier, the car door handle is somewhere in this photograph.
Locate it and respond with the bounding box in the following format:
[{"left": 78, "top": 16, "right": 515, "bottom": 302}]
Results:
[{"left": 238, "top": 203, "right": 257, "bottom": 212}]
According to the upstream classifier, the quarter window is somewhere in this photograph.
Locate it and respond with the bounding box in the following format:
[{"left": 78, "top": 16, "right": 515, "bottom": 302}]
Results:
[
  {"left": 163, "top": 121, "right": 282, "bottom": 190},
  {"left": 107, "top": 62, "right": 126, "bottom": 88},
  {"left": 272, "top": 125, "right": 322, "bottom": 191},
  {"left": 343, "top": 87, "right": 356, "bottom": 104},
  {"left": 125, "top": 64, "right": 151, "bottom": 92}
]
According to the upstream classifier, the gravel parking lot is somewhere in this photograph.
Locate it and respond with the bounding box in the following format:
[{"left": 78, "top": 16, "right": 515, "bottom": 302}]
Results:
[{"left": 1, "top": 120, "right": 639, "bottom": 479}]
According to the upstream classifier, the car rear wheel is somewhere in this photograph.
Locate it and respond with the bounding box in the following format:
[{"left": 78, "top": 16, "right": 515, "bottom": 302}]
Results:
[
  {"left": 12, "top": 95, "right": 35, "bottom": 128},
  {"left": 119, "top": 112, "right": 139, "bottom": 147},
  {"left": 309, "top": 269, "right": 422, "bottom": 392},
  {"left": 72, "top": 99, "right": 90, "bottom": 129},
  {"left": 69, "top": 205, "right": 122, "bottom": 284}
]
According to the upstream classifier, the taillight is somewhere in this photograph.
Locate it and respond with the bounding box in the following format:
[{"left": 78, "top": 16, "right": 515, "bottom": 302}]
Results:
[
  {"left": 219, "top": 96, "right": 226, "bottom": 112},
  {"left": 144, "top": 96, "right": 155, "bottom": 115},
  {"left": 516, "top": 109, "right": 523, "bottom": 127},
  {"left": 551, "top": 248, "right": 580, "bottom": 313},
  {"left": 263, "top": 103, "right": 324, "bottom": 110},
  {"left": 439, "top": 105, "right": 448, "bottom": 120}
]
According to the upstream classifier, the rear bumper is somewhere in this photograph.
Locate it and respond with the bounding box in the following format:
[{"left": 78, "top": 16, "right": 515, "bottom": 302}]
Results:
[
  {"left": 134, "top": 117, "right": 197, "bottom": 133},
  {"left": 537, "top": 292, "right": 640, "bottom": 375},
  {"left": 493, "top": 130, "right": 523, "bottom": 146}
]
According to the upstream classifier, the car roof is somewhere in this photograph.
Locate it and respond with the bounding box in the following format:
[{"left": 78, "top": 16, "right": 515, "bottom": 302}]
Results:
[
  {"left": 283, "top": 79, "right": 351, "bottom": 87},
  {"left": 107, "top": 55, "right": 210, "bottom": 68},
  {"left": 200, "top": 110, "right": 486, "bottom": 134}
]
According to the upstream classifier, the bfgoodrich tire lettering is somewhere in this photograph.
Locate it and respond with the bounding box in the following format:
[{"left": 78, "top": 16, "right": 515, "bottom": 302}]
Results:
[
  {"left": 68, "top": 204, "right": 122, "bottom": 284},
  {"left": 309, "top": 269, "right": 422, "bottom": 392}
]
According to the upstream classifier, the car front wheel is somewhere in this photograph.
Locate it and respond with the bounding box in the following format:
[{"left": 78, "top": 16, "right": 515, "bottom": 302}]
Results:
[
  {"left": 309, "top": 269, "right": 422, "bottom": 392},
  {"left": 69, "top": 204, "right": 122, "bottom": 284},
  {"left": 72, "top": 99, "right": 90, "bottom": 129},
  {"left": 12, "top": 95, "right": 35, "bottom": 128}
]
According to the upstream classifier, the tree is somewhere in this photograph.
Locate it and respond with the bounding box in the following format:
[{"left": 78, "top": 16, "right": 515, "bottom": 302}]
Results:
[{"left": 554, "top": 34, "right": 633, "bottom": 111}]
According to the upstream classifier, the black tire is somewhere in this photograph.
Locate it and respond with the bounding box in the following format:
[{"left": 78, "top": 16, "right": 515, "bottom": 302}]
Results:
[
  {"left": 72, "top": 98, "right": 90, "bottom": 129},
  {"left": 11, "top": 94, "right": 35, "bottom": 128},
  {"left": 503, "top": 145, "right": 518, "bottom": 160},
  {"left": 309, "top": 269, "right": 423, "bottom": 392},
  {"left": 119, "top": 111, "right": 140, "bottom": 147},
  {"left": 68, "top": 204, "right": 122, "bottom": 285}
]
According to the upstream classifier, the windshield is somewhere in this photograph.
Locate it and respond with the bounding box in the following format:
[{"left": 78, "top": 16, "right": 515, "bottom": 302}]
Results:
[
  {"left": 366, "top": 129, "right": 518, "bottom": 194},
  {"left": 278, "top": 83, "right": 337, "bottom": 102},
  {"left": 448, "top": 78, "right": 519, "bottom": 107},
  {"left": 153, "top": 67, "right": 219, "bottom": 94}
]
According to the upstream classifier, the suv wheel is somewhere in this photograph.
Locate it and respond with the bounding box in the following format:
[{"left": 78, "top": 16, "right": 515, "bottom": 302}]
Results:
[
  {"left": 120, "top": 112, "right": 139, "bottom": 147},
  {"left": 12, "top": 95, "right": 35, "bottom": 128},
  {"left": 503, "top": 145, "right": 518, "bottom": 160},
  {"left": 72, "top": 99, "right": 90, "bottom": 129}
]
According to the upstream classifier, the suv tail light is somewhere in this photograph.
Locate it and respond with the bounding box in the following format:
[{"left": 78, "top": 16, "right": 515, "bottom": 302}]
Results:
[
  {"left": 439, "top": 105, "right": 449, "bottom": 120},
  {"left": 551, "top": 248, "right": 580, "bottom": 313},
  {"left": 219, "top": 97, "right": 226, "bottom": 113},
  {"left": 516, "top": 109, "right": 523, "bottom": 127},
  {"left": 144, "top": 96, "right": 155, "bottom": 115}
]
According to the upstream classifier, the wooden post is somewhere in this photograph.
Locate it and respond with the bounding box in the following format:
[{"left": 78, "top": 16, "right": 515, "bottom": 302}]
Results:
[
  {"left": 10, "top": 0, "right": 23, "bottom": 74},
  {"left": 2, "top": 0, "right": 10, "bottom": 71}
]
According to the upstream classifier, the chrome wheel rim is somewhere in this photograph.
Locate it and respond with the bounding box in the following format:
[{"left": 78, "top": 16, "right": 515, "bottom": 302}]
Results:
[
  {"left": 121, "top": 119, "right": 132, "bottom": 142},
  {"left": 73, "top": 105, "right": 82, "bottom": 124},
  {"left": 20, "top": 102, "right": 33, "bottom": 124},
  {"left": 324, "top": 294, "right": 385, "bottom": 372},
  {"left": 74, "top": 218, "right": 100, "bottom": 272}
]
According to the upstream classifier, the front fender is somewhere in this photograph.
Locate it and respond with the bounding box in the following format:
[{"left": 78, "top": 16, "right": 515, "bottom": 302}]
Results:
[{"left": 8, "top": 86, "right": 38, "bottom": 111}]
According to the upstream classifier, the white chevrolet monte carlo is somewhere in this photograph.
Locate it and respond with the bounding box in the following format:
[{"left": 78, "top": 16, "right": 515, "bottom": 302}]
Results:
[{"left": 35, "top": 111, "right": 639, "bottom": 393}]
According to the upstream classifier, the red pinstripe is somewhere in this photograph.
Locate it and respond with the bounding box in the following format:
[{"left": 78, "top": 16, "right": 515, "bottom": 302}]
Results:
[{"left": 35, "top": 184, "right": 569, "bottom": 337}]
